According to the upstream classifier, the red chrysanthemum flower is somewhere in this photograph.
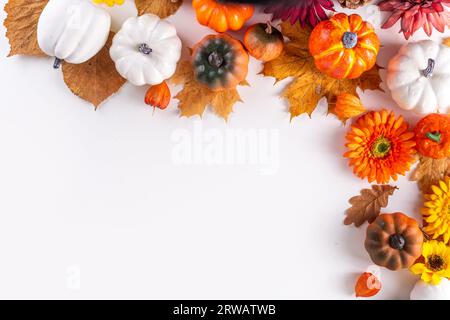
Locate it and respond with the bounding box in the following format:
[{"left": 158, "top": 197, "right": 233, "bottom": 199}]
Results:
[
  {"left": 264, "top": 0, "right": 335, "bottom": 27},
  {"left": 379, "top": 0, "right": 450, "bottom": 40}
]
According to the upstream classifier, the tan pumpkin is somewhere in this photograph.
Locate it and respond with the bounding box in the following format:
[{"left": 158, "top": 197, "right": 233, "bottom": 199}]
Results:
[
  {"left": 243, "top": 23, "right": 284, "bottom": 62},
  {"left": 365, "top": 213, "right": 423, "bottom": 271}
]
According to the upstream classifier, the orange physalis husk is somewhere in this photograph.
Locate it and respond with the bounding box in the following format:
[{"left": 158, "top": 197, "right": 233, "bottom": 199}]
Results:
[
  {"left": 355, "top": 272, "right": 381, "bottom": 298},
  {"left": 144, "top": 81, "right": 171, "bottom": 110},
  {"left": 344, "top": 109, "right": 416, "bottom": 184},
  {"left": 335, "top": 93, "right": 365, "bottom": 122}
]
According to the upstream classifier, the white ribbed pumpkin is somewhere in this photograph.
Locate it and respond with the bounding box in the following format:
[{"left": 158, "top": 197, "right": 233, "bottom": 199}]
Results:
[
  {"left": 387, "top": 40, "right": 450, "bottom": 114},
  {"left": 110, "top": 14, "right": 182, "bottom": 86},
  {"left": 37, "top": 0, "right": 111, "bottom": 67}
]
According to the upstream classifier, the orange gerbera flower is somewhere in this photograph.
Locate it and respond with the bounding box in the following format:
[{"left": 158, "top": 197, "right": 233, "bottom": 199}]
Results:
[{"left": 344, "top": 109, "right": 416, "bottom": 184}]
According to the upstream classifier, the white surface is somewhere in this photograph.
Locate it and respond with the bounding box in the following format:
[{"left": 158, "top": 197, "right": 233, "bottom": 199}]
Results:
[{"left": 0, "top": 1, "right": 449, "bottom": 300}]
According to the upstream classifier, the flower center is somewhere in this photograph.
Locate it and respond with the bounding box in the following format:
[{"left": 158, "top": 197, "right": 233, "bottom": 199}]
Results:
[
  {"left": 342, "top": 32, "right": 358, "bottom": 49},
  {"left": 427, "top": 254, "right": 446, "bottom": 272},
  {"left": 371, "top": 137, "right": 392, "bottom": 158},
  {"left": 208, "top": 51, "right": 224, "bottom": 68},
  {"left": 138, "top": 43, "right": 152, "bottom": 55}
]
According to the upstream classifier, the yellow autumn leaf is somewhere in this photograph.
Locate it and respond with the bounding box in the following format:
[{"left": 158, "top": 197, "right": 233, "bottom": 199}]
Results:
[
  {"left": 4, "top": 0, "right": 48, "bottom": 56},
  {"left": 262, "top": 21, "right": 382, "bottom": 120},
  {"left": 170, "top": 60, "right": 245, "bottom": 120},
  {"left": 135, "top": 0, "right": 183, "bottom": 18}
]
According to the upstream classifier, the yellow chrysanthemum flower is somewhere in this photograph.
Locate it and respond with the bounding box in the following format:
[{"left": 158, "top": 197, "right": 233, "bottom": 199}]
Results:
[
  {"left": 422, "top": 176, "right": 450, "bottom": 244},
  {"left": 93, "top": 0, "right": 125, "bottom": 7},
  {"left": 410, "top": 240, "right": 450, "bottom": 285}
]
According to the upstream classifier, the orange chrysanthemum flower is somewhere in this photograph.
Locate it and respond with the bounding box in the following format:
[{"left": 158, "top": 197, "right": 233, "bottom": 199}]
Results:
[{"left": 344, "top": 110, "right": 416, "bottom": 184}]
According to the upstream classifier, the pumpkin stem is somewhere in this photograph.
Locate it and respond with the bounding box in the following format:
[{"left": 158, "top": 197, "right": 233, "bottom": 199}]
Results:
[
  {"left": 342, "top": 32, "right": 358, "bottom": 49},
  {"left": 422, "top": 58, "right": 435, "bottom": 78},
  {"left": 208, "top": 51, "right": 224, "bottom": 68},
  {"left": 53, "top": 57, "right": 62, "bottom": 69},
  {"left": 388, "top": 234, "right": 405, "bottom": 250},
  {"left": 265, "top": 22, "right": 273, "bottom": 34},
  {"left": 426, "top": 131, "right": 441, "bottom": 143},
  {"left": 138, "top": 43, "right": 153, "bottom": 55}
]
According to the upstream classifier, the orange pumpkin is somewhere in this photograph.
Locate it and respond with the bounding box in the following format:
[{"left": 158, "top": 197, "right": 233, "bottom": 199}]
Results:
[
  {"left": 414, "top": 113, "right": 450, "bottom": 159},
  {"left": 309, "top": 13, "right": 380, "bottom": 79},
  {"left": 144, "top": 81, "right": 171, "bottom": 110},
  {"left": 192, "top": 33, "right": 249, "bottom": 91},
  {"left": 244, "top": 23, "right": 284, "bottom": 62},
  {"left": 365, "top": 213, "right": 423, "bottom": 271},
  {"left": 192, "top": 0, "right": 254, "bottom": 33}
]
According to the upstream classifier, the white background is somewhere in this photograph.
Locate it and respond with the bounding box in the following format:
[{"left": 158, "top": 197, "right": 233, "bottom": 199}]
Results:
[{"left": 0, "top": 0, "right": 449, "bottom": 299}]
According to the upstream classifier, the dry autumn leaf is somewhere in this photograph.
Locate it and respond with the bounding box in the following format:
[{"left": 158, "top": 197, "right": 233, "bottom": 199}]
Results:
[
  {"left": 410, "top": 156, "right": 450, "bottom": 192},
  {"left": 4, "top": 0, "right": 48, "bottom": 56},
  {"left": 262, "top": 22, "right": 382, "bottom": 120},
  {"left": 344, "top": 185, "right": 398, "bottom": 227},
  {"left": 62, "top": 33, "right": 126, "bottom": 108},
  {"left": 170, "top": 61, "right": 245, "bottom": 120},
  {"left": 135, "top": 0, "right": 183, "bottom": 18}
]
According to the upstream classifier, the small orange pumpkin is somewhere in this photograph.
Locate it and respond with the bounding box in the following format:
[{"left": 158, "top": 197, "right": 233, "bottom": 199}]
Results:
[
  {"left": 309, "top": 13, "right": 380, "bottom": 79},
  {"left": 414, "top": 113, "right": 450, "bottom": 159},
  {"left": 192, "top": 33, "right": 249, "bottom": 91},
  {"left": 144, "top": 81, "right": 171, "bottom": 110},
  {"left": 192, "top": 0, "right": 254, "bottom": 33},
  {"left": 365, "top": 213, "right": 423, "bottom": 271},
  {"left": 244, "top": 23, "right": 284, "bottom": 62}
]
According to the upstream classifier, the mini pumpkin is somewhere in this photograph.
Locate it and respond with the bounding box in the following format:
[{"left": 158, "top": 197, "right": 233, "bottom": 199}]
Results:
[
  {"left": 192, "top": 0, "right": 254, "bottom": 33},
  {"left": 110, "top": 14, "right": 182, "bottom": 86},
  {"left": 365, "top": 213, "right": 423, "bottom": 271},
  {"left": 309, "top": 13, "right": 380, "bottom": 79},
  {"left": 387, "top": 40, "right": 450, "bottom": 114},
  {"left": 243, "top": 23, "right": 284, "bottom": 62},
  {"left": 414, "top": 114, "right": 450, "bottom": 159},
  {"left": 192, "top": 34, "right": 249, "bottom": 91},
  {"left": 37, "top": 0, "right": 111, "bottom": 68}
]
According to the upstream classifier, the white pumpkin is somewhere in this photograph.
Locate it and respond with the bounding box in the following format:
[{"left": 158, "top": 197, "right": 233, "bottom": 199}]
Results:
[
  {"left": 410, "top": 278, "right": 450, "bottom": 300},
  {"left": 110, "top": 14, "right": 182, "bottom": 86},
  {"left": 387, "top": 40, "right": 450, "bottom": 114},
  {"left": 37, "top": 0, "right": 111, "bottom": 68}
]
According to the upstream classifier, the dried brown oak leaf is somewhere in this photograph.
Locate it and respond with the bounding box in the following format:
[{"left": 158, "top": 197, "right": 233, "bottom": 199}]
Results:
[
  {"left": 135, "top": 0, "right": 183, "bottom": 18},
  {"left": 344, "top": 185, "right": 398, "bottom": 227},
  {"left": 170, "top": 61, "right": 245, "bottom": 120},
  {"left": 262, "top": 21, "right": 382, "bottom": 120},
  {"left": 4, "top": 0, "right": 48, "bottom": 56},
  {"left": 410, "top": 156, "right": 450, "bottom": 193},
  {"left": 62, "top": 33, "right": 126, "bottom": 109}
]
